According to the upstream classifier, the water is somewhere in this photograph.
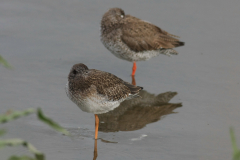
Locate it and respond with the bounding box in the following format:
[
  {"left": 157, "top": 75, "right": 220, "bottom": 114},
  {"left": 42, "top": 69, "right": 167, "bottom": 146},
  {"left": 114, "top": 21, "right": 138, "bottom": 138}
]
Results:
[{"left": 0, "top": 0, "right": 240, "bottom": 159}]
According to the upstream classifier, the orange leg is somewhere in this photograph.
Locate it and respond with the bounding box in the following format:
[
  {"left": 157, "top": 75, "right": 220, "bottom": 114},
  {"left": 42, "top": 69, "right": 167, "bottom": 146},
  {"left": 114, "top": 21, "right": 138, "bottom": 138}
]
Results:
[
  {"left": 94, "top": 114, "right": 99, "bottom": 140},
  {"left": 131, "top": 75, "right": 136, "bottom": 86},
  {"left": 132, "top": 61, "right": 137, "bottom": 76}
]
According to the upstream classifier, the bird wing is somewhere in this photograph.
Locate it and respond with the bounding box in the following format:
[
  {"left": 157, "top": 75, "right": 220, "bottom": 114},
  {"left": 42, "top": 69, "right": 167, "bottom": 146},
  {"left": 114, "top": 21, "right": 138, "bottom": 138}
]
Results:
[
  {"left": 121, "top": 15, "right": 184, "bottom": 52},
  {"left": 88, "top": 70, "right": 142, "bottom": 101}
]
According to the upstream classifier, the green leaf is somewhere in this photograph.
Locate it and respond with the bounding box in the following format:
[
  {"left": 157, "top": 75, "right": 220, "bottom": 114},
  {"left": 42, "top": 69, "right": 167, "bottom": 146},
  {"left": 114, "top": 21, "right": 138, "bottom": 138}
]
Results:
[
  {"left": 0, "top": 55, "right": 12, "bottom": 69},
  {"left": 37, "top": 108, "right": 69, "bottom": 135},
  {"left": 230, "top": 127, "right": 240, "bottom": 160},
  {"left": 0, "top": 108, "right": 69, "bottom": 135},
  {"left": 0, "top": 109, "right": 36, "bottom": 124},
  {"left": 0, "top": 139, "right": 45, "bottom": 160},
  {"left": 9, "top": 155, "right": 37, "bottom": 160},
  {"left": 0, "top": 129, "right": 6, "bottom": 136}
]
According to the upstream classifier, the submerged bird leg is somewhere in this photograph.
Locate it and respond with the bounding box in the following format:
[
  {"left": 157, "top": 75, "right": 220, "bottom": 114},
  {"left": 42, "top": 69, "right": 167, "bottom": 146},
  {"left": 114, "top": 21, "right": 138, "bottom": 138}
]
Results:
[
  {"left": 94, "top": 114, "right": 99, "bottom": 139},
  {"left": 131, "top": 75, "right": 136, "bottom": 86},
  {"left": 132, "top": 61, "right": 137, "bottom": 76}
]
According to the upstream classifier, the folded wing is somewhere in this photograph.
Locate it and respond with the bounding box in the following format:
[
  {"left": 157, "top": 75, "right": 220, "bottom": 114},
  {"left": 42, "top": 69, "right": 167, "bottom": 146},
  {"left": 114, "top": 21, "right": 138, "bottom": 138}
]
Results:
[
  {"left": 121, "top": 15, "right": 184, "bottom": 52},
  {"left": 88, "top": 70, "right": 143, "bottom": 101}
]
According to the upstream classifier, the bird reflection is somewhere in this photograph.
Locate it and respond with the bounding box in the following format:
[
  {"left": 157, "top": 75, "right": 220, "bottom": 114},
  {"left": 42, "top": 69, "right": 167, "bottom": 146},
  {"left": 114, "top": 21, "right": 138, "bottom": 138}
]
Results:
[
  {"left": 93, "top": 140, "right": 98, "bottom": 160},
  {"left": 131, "top": 75, "right": 136, "bottom": 86},
  {"left": 92, "top": 91, "right": 180, "bottom": 160},
  {"left": 98, "top": 90, "right": 181, "bottom": 132}
]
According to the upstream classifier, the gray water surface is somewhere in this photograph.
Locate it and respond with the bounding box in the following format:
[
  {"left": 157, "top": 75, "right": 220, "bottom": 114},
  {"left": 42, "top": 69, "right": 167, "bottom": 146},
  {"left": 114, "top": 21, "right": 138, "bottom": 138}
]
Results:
[{"left": 1, "top": 0, "right": 240, "bottom": 160}]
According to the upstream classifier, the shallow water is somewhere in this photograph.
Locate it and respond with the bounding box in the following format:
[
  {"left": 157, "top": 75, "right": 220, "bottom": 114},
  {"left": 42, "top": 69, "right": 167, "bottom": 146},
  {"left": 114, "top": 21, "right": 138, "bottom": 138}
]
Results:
[{"left": 0, "top": 0, "right": 240, "bottom": 159}]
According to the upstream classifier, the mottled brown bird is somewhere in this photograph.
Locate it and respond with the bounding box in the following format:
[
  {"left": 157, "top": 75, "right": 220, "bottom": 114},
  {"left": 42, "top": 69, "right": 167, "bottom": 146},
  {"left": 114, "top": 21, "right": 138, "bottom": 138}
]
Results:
[
  {"left": 65, "top": 63, "right": 143, "bottom": 139},
  {"left": 101, "top": 8, "right": 185, "bottom": 76}
]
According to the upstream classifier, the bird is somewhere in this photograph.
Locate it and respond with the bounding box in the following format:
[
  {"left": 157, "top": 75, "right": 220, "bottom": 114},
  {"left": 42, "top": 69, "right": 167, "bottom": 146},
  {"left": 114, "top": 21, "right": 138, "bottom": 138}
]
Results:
[
  {"left": 100, "top": 8, "right": 185, "bottom": 76},
  {"left": 65, "top": 63, "right": 143, "bottom": 139}
]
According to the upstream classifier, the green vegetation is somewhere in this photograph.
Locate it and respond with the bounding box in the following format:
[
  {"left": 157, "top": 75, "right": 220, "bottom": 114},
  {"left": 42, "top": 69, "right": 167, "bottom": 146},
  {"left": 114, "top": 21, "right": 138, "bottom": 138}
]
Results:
[
  {"left": 0, "top": 55, "right": 69, "bottom": 159},
  {"left": 0, "top": 55, "right": 12, "bottom": 69},
  {"left": 230, "top": 128, "right": 240, "bottom": 160},
  {"left": 0, "top": 108, "right": 69, "bottom": 160},
  {"left": 0, "top": 109, "right": 35, "bottom": 123},
  {"left": 37, "top": 109, "right": 69, "bottom": 135},
  {"left": 0, "top": 139, "right": 44, "bottom": 160}
]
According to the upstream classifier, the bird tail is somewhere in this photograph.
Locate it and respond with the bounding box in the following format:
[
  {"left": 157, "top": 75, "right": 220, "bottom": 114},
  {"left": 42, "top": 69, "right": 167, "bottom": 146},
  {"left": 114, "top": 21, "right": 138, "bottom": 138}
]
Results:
[
  {"left": 160, "top": 49, "right": 178, "bottom": 56},
  {"left": 123, "top": 82, "right": 143, "bottom": 99},
  {"left": 174, "top": 41, "right": 185, "bottom": 47}
]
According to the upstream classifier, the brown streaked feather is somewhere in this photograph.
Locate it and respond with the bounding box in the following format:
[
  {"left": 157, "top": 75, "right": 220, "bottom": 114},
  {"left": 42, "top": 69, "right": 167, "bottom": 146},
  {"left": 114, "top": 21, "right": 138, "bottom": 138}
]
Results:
[
  {"left": 121, "top": 15, "right": 184, "bottom": 52},
  {"left": 75, "top": 69, "right": 143, "bottom": 101},
  {"left": 162, "top": 29, "right": 180, "bottom": 38},
  {"left": 122, "top": 81, "right": 143, "bottom": 95}
]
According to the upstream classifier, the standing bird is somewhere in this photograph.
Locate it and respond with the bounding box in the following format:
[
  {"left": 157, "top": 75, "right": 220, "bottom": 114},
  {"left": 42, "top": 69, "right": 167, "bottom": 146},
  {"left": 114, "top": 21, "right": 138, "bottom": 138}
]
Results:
[
  {"left": 65, "top": 63, "right": 143, "bottom": 139},
  {"left": 101, "top": 8, "right": 185, "bottom": 76}
]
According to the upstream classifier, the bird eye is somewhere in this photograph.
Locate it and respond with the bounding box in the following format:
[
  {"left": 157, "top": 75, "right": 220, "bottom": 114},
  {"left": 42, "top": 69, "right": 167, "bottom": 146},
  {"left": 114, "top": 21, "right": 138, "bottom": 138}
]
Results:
[
  {"left": 72, "top": 70, "right": 77, "bottom": 75},
  {"left": 120, "top": 15, "right": 124, "bottom": 18}
]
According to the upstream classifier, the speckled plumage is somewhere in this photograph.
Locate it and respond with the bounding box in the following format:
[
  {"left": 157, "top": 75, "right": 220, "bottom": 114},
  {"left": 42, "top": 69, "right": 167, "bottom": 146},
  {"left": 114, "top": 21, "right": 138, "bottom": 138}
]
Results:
[
  {"left": 66, "top": 63, "right": 143, "bottom": 114},
  {"left": 100, "top": 8, "right": 185, "bottom": 62}
]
